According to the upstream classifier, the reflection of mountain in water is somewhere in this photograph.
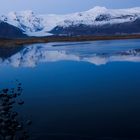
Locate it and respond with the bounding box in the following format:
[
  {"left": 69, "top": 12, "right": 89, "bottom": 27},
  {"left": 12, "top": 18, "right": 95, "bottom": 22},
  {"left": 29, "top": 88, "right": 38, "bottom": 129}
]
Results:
[
  {"left": 1, "top": 42, "right": 140, "bottom": 67},
  {"left": 0, "top": 46, "right": 23, "bottom": 59}
]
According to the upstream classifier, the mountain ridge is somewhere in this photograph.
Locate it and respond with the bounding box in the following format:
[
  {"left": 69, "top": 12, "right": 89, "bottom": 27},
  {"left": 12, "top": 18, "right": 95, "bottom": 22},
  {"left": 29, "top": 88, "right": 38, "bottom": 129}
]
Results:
[{"left": 1, "top": 6, "right": 140, "bottom": 37}]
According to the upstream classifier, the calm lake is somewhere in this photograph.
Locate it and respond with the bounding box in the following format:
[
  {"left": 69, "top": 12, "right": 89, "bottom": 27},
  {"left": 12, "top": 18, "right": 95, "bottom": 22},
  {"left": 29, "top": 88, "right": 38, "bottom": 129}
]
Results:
[{"left": 1, "top": 39, "right": 140, "bottom": 140}]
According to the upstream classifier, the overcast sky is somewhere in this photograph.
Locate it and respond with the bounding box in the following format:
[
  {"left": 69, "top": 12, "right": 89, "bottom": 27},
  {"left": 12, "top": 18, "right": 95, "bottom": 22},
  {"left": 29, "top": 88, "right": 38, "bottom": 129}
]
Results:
[{"left": 1, "top": 0, "right": 140, "bottom": 14}]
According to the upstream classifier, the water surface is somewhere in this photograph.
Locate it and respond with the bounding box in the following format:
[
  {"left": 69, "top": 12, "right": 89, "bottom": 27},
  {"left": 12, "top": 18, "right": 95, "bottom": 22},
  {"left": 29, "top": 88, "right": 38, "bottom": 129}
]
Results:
[{"left": 0, "top": 39, "right": 140, "bottom": 140}]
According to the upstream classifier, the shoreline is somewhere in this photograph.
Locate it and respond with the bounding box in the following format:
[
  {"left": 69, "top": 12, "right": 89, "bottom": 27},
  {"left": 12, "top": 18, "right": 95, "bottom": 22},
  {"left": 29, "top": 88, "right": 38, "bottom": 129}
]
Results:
[{"left": 1, "top": 34, "right": 140, "bottom": 47}]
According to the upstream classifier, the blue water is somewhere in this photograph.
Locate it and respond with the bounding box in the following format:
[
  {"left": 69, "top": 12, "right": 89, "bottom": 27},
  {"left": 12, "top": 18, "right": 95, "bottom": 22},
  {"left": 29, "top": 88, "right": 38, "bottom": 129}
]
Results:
[{"left": 1, "top": 39, "right": 140, "bottom": 140}]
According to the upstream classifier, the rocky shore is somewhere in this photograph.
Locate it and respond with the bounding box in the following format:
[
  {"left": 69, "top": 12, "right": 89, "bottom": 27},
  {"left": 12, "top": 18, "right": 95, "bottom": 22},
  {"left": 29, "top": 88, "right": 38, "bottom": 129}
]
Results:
[{"left": 0, "top": 83, "right": 32, "bottom": 140}]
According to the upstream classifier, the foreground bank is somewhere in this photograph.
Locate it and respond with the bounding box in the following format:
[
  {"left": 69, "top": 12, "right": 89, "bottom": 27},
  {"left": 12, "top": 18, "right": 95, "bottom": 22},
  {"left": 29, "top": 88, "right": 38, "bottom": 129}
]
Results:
[{"left": 1, "top": 34, "right": 140, "bottom": 47}]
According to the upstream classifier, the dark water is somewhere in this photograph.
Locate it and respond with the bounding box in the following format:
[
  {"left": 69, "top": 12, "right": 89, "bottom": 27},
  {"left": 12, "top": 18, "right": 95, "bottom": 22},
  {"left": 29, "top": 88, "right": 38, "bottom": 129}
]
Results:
[{"left": 1, "top": 39, "right": 140, "bottom": 140}]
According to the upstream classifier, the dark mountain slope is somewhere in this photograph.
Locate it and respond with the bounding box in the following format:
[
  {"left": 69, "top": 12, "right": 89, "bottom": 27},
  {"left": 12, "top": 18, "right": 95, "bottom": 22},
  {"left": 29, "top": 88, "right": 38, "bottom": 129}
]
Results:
[{"left": 0, "top": 21, "right": 27, "bottom": 38}]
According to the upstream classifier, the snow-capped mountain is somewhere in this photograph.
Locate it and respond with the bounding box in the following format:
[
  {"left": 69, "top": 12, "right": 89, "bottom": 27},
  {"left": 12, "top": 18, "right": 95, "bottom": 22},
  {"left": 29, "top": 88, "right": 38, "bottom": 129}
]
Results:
[
  {"left": 0, "top": 10, "right": 69, "bottom": 36},
  {"left": 0, "top": 11, "right": 44, "bottom": 32},
  {"left": 50, "top": 6, "right": 140, "bottom": 35},
  {"left": 1, "top": 6, "right": 140, "bottom": 37},
  {"left": 54, "top": 6, "right": 140, "bottom": 27}
]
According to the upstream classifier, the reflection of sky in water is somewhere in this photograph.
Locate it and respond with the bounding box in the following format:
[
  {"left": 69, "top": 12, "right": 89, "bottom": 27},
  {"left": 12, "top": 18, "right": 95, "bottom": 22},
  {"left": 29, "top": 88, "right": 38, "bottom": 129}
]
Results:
[
  {"left": 1, "top": 58, "right": 140, "bottom": 139},
  {"left": 1, "top": 39, "right": 140, "bottom": 67}
]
